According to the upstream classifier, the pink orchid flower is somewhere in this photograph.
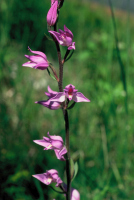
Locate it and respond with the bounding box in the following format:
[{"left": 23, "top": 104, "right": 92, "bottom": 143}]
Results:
[
  {"left": 35, "top": 86, "right": 62, "bottom": 110},
  {"left": 51, "top": 84, "right": 90, "bottom": 103},
  {"left": 34, "top": 132, "right": 67, "bottom": 161},
  {"left": 49, "top": 25, "right": 75, "bottom": 50},
  {"left": 33, "top": 169, "right": 62, "bottom": 187},
  {"left": 22, "top": 47, "right": 49, "bottom": 70}
]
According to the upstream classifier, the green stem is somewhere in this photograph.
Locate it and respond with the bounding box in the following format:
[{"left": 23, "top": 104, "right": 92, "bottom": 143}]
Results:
[
  {"left": 108, "top": 0, "right": 128, "bottom": 114},
  {"left": 64, "top": 109, "right": 71, "bottom": 200},
  {"left": 49, "top": 33, "right": 63, "bottom": 92},
  {"left": 52, "top": 15, "right": 71, "bottom": 200},
  {"left": 53, "top": 23, "right": 63, "bottom": 92}
]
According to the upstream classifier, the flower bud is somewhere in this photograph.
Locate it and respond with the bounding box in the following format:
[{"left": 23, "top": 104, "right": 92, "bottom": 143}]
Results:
[{"left": 47, "top": 0, "right": 58, "bottom": 26}]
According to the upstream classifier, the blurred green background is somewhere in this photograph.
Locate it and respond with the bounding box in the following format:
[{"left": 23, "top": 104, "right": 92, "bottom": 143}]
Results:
[{"left": 1, "top": 0, "right": 134, "bottom": 199}]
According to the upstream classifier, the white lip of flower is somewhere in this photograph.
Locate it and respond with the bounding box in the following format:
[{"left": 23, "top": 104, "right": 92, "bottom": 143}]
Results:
[
  {"left": 61, "top": 35, "right": 65, "bottom": 39},
  {"left": 46, "top": 144, "right": 52, "bottom": 149},
  {"left": 45, "top": 177, "right": 52, "bottom": 184},
  {"left": 69, "top": 94, "right": 72, "bottom": 99},
  {"left": 59, "top": 95, "right": 66, "bottom": 102}
]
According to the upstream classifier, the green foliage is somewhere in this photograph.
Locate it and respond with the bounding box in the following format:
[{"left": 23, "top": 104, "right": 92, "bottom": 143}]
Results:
[{"left": 1, "top": 0, "right": 134, "bottom": 199}]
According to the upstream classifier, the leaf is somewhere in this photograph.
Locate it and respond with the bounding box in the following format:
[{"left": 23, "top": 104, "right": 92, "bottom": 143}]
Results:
[
  {"left": 44, "top": 33, "right": 53, "bottom": 41},
  {"left": 71, "top": 160, "right": 79, "bottom": 182},
  {"left": 67, "top": 102, "right": 76, "bottom": 110},
  {"left": 72, "top": 162, "right": 78, "bottom": 181},
  {"left": 70, "top": 158, "right": 74, "bottom": 179},
  {"left": 49, "top": 186, "right": 65, "bottom": 194},
  {"left": 47, "top": 68, "right": 56, "bottom": 81},
  {"left": 65, "top": 50, "right": 74, "bottom": 62}
]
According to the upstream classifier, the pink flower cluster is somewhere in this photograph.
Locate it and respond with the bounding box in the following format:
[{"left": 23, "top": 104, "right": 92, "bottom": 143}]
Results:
[
  {"left": 33, "top": 132, "right": 80, "bottom": 199},
  {"left": 22, "top": 0, "right": 91, "bottom": 199},
  {"left": 33, "top": 170, "right": 80, "bottom": 200},
  {"left": 22, "top": 26, "right": 75, "bottom": 69}
]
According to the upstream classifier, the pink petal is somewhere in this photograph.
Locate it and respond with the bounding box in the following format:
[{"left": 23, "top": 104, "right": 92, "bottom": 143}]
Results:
[
  {"left": 68, "top": 42, "right": 75, "bottom": 50},
  {"left": 55, "top": 177, "right": 63, "bottom": 187},
  {"left": 72, "top": 92, "right": 90, "bottom": 102},
  {"left": 48, "top": 134, "right": 63, "bottom": 149},
  {"left": 63, "top": 183, "right": 80, "bottom": 200},
  {"left": 25, "top": 55, "right": 46, "bottom": 63},
  {"left": 22, "top": 61, "right": 36, "bottom": 68},
  {"left": 47, "top": 86, "right": 58, "bottom": 95},
  {"left": 64, "top": 36, "right": 73, "bottom": 47},
  {"left": 64, "top": 84, "right": 75, "bottom": 90},
  {"left": 51, "top": 0, "right": 56, "bottom": 6},
  {"left": 54, "top": 149, "right": 65, "bottom": 161},
  {"left": 54, "top": 147, "right": 67, "bottom": 161},
  {"left": 34, "top": 62, "right": 49, "bottom": 70},
  {"left": 44, "top": 92, "right": 52, "bottom": 98},
  {"left": 47, "top": 169, "right": 58, "bottom": 175},
  {"left": 49, "top": 31, "right": 63, "bottom": 45},
  {"left": 36, "top": 100, "right": 61, "bottom": 110},
  {"left": 33, "top": 139, "right": 53, "bottom": 149},
  {"left": 49, "top": 134, "right": 63, "bottom": 142},
  {"left": 28, "top": 47, "right": 48, "bottom": 60},
  {"left": 50, "top": 92, "right": 66, "bottom": 102},
  {"left": 59, "top": 29, "right": 65, "bottom": 34},
  {"left": 71, "top": 188, "right": 80, "bottom": 200},
  {"left": 64, "top": 25, "right": 73, "bottom": 38},
  {"left": 33, "top": 174, "right": 52, "bottom": 185}
]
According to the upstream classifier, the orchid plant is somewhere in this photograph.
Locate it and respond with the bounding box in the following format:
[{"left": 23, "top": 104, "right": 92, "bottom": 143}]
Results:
[{"left": 22, "top": 0, "right": 90, "bottom": 199}]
